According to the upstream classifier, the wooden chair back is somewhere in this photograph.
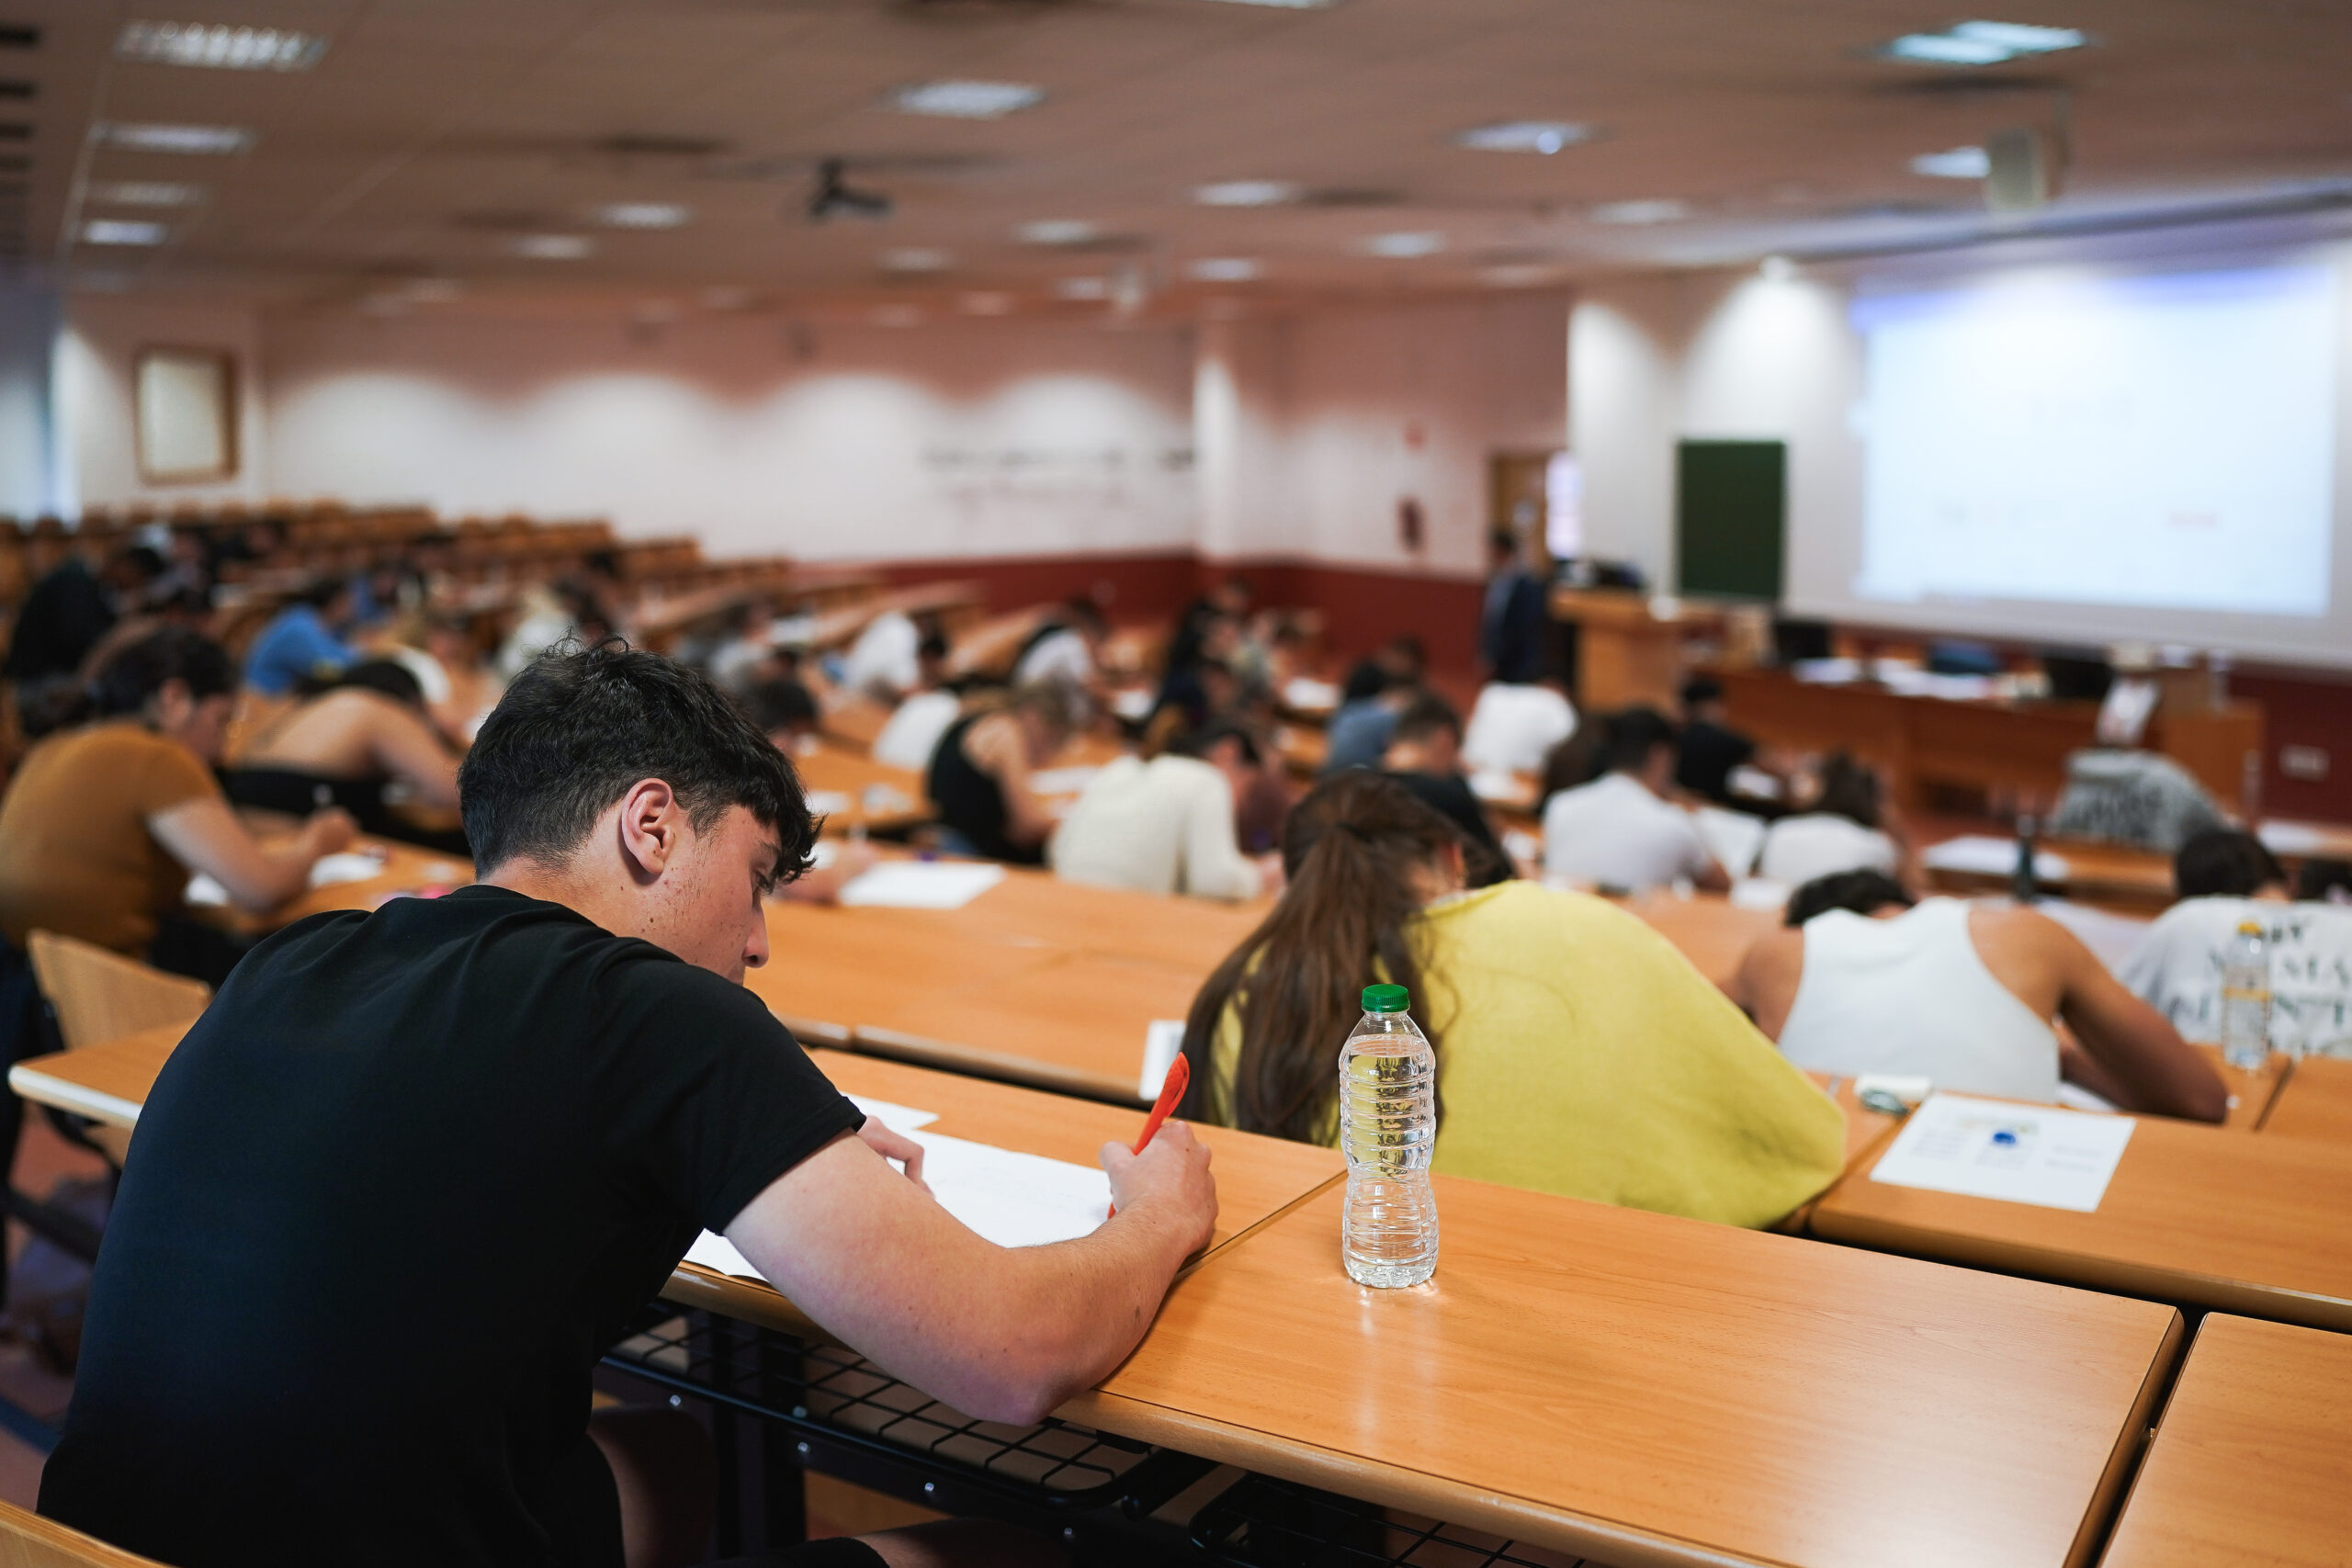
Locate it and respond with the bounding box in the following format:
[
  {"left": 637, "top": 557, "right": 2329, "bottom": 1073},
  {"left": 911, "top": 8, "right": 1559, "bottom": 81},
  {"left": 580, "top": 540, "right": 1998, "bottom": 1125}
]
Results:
[
  {"left": 26, "top": 931, "right": 211, "bottom": 1054},
  {"left": 0, "top": 1500, "right": 168, "bottom": 1567}
]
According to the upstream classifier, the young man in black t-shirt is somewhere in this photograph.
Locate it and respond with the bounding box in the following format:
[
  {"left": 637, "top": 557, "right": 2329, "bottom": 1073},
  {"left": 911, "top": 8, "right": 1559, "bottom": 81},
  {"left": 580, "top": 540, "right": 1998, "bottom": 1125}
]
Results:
[{"left": 41, "top": 645, "right": 1218, "bottom": 1568}]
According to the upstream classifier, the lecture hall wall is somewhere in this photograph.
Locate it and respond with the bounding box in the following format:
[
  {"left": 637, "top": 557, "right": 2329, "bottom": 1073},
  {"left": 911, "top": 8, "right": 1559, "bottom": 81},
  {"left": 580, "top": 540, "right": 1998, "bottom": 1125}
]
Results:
[{"left": 61, "top": 289, "right": 1571, "bottom": 671}]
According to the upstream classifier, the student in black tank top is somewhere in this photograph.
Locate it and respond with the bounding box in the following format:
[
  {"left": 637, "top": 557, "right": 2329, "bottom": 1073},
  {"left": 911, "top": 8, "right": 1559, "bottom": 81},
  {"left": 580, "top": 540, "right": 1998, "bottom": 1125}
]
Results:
[{"left": 924, "top": 683, "right": 1080, "bottom": 864}]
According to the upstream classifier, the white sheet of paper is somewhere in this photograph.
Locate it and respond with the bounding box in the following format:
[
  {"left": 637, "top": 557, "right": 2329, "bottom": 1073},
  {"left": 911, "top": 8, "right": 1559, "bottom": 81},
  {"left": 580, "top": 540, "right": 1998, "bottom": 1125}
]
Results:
[
  {"left": 1027, "top": 766, "right": 1102, "bottom": 797},
  {"left": 2258, "top": 819, "right": 2335, "bottom": 855},
  {"left": 309, "top": 852, "right": 389, "bottom": 887},
  {"left": 1139, "top": 1019, "right": 1185, "bottom": 1100},
  {"left": 683, "top": 1129, "right": 1111, "bottom": 1281},
  {"left": 1870, "top": 1093, "right": 2135, "bottom": 1213},
  {"left": 184, "top": 873, "right": 230, "bottom": 908},
  {"left": 846, "top": 1095, "right": 937, "bottom": 1134},
  {"left": 1110, "top": 688, "right": 1154, "bottom": 722},
  {"left": 837, "top": 861, "right": 1005, "bottom": 909},
  {"left": 805, "top": 790, "right": 854, "bottom": 817},
  {"left": 1695, "top": 806, "right": 1770, "bottom": 878},
  {"left": 1466, "top": 769, "right": 1522, "bottom": 804},
  {"left": 1922, "top": 835, "right": 2074, "bottom": 882},
  {"left": 1283, "top": 677, "right": 1340, "bottom": 711},
  {"left": 1730, "top": 877, "right": 1791, "bottom": 910}
]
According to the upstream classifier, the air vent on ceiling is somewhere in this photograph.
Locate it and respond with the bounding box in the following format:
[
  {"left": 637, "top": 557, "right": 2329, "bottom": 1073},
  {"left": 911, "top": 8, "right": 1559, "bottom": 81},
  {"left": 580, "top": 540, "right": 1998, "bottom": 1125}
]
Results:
[
  {"left": 0, "top": 25, "right": 36, "bottom": 51},
  {"left": 700, "top": 151, "right": 1003, "bottom": 182}
]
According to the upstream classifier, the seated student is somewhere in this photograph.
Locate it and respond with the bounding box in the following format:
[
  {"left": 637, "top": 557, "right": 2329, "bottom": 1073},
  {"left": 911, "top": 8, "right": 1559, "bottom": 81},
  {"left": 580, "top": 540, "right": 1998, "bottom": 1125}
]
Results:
[
  {"left": 1673, "top": 676, "right": 1762, "bottom": 806},
  {"left": 1379, "top": 692, "right": 1512, "bottom": 887},
  {"left": 2048, "top": 748, "right": 2227, "bottom": 853},
  {"left": 40, "top": 644, "right": 1216, "bottom": 1568},
  {"left": 2120, "top": 829, "right": 2352, "bottom": 1056},
  {"left": 1460, "top": 680, "right": 1577, "bottom": 777},
  {"left": 1542, "top": 707, "right": 1730, "bottom": 894},
  {"left": 925, "top": 682, "right": 1079, "bottom": 864},
  {"left": 224, "top": 661, "right": 467, "bottom": 855},
  {"left": 1011, "top": 597, "right": 1107, "bottom": 690},
  {"left": 1731, "top": 871, "right": 2227, "bottom": 1120},
  {"left": 743, "top": 678, "right": 881, "bottom": 906},
  {"left": 842, "top": 606, "right": 923, "bottom": 703},
  {"left": 243, "top": 577, "right": 359, "bottom": 697},
  {"left": 1318, "top": 661, "right": 1407, "bottom": 776},
  {"left": 1050, "top": 724, "right": 1274, "bottom": 901},
  {"left": 872, "top": 631, "right": 964, "bottom": 773},
  {"left": 1755, "top": 753, "right": 1905, "bottom": 887},
  {"left": 1180, "top": 772, "right": 1843, "bottom": 1225},
  {"left": 0, "top": 629, "right": 356, "bottom": 985}
]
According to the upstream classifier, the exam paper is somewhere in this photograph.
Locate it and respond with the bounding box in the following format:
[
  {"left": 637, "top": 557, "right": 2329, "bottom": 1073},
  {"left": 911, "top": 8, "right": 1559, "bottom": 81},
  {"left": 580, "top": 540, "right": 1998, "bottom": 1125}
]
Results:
[
  {"left": 1283, "top": 677, "right": 1340, "bottom": 712},
  {"left": 186, "top": 851, "right": 386, "bottom": 907},
  {"left": 1869, "top": 1093, "right": 2135, "bottom": 1213},
  {"left": 1466, "top": 769, "right": 1523, "bottom": 805},
  {"left": 805, "top": 790, "right": 854, "bottom": 817},
  {"left": 837, "top": 861, "right": 1005, "bottom": 909},
  {"left": 684, "top": 1128, "right": 1112, "bottom": 1281},
  {"left": 1921, "top": 835, "right": 2074, "bottom": 882}
]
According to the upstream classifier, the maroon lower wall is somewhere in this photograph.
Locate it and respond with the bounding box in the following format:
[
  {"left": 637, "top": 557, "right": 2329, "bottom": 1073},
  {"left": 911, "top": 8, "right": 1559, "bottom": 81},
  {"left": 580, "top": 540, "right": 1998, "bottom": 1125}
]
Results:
[{"left": 856, "top": 549, "right": 2351, "bottom": 823}]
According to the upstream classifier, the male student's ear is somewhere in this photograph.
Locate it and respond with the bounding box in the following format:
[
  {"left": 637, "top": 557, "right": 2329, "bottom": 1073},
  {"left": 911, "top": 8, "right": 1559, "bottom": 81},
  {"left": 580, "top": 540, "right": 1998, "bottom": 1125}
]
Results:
[{"left": 616, "top": 779, "right": 684, "bottom": 884}]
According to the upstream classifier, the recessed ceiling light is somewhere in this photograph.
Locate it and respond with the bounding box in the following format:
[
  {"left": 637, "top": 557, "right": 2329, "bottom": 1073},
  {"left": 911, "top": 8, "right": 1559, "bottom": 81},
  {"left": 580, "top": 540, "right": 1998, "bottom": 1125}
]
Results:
[
  {"left": 595, "top": 202, "right": 691, "bottom": 229},
  {"left": 1363, "top": 231, "right": 1444, "bottom": 258},
  {"left": 1912, "top": 146, "right": 1992, "bottom": 179},
  {"left": 960, "top": 291, "right": 1015, "bottom": 315},
  {"left": 1018, "top": 219, "right": 1098, "bottom": 245},
  {"left": 890, "top": 80, "right": 1044, "bottom": 119},
  {"left": 1877, "top": 19, "right": 2086, "bottom": 65},
  {"left": 99, "top": 121, "right": 254, "bottom": 155},
  {"left": 878, "top": 247, "right": 952, "bottom": 273},
  {"left": 1193, "top": 179, "right": 1300, "bottom": 208},
  {"left": 1455, "top": 120, "right": 1593, "bottom": 155},
  {"left": 1188, "top": 257, "right": 1261, "bottom": 282},
  {"left": 1055, "top": 276, "right": 1111, "bottom": 300},
  {"left": 116, "top": 22, "right": 326, "bottom": 71},
  {"left": 82, "top": 219, "right": 168, "bottom": 245},
  {"left": 87, "top": 180, "right": 203, "bottom": 206},
  {"left": 507, "top": 233, "right": 593, "bottom": 260},
  {"left": 1590, "top": 198, "right": 1690, "bottom": 225}
]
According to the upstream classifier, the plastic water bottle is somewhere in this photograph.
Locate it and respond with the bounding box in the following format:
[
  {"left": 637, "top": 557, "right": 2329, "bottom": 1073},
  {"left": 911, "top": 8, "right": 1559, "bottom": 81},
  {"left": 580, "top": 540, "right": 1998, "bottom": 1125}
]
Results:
[
  {"left": 2220, "top": 920, "right": 2271, "bottom": 1070},
  {"left": 1338, "top": 984, "right": 1439, "bottom": 1289}
]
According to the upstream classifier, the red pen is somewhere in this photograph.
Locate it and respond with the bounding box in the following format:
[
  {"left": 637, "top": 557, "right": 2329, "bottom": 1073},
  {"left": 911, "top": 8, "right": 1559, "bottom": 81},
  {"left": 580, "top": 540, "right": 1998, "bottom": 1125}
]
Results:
[{"left": 1110, "top": 1055, "right": 1190, "bottom": 1217}]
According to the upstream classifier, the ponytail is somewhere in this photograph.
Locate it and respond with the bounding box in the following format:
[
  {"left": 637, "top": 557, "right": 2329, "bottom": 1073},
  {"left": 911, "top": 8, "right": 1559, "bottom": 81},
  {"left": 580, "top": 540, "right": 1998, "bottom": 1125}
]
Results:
[{"left": 1179, "top": 771, "right": 1459, "bottom": 1142}]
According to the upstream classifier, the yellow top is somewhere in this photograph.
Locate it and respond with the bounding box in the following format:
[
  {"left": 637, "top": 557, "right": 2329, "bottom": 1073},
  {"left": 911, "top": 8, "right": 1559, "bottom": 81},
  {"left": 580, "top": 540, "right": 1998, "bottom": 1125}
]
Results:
[{"left": 1207, "top": 881, "right": 1847, "bottom": 1228}]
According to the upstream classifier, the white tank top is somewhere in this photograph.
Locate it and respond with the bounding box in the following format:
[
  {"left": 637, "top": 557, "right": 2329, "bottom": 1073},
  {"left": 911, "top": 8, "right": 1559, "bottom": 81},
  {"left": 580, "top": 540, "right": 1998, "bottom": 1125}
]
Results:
[{"left": 1778, "top": 898, "right": 2061, "bottom": 1102}]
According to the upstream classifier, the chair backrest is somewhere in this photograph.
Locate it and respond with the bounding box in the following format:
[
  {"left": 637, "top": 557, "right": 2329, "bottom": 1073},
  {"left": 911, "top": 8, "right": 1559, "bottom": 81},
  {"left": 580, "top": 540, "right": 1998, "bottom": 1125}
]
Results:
[
  {"left": 26, "top": 931, "right": 211, "bottom": 1054},
  {"left": 0, "top": 1500, "right": 169, "bottom": 1568}
]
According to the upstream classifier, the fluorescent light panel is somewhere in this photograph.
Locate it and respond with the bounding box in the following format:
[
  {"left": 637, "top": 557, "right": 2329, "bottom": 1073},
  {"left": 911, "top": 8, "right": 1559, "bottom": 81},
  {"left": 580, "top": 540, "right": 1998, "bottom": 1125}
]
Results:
[
  {"left": 1456, "top": 120, "right": 1592, "bottom": 154},
  {"left": 1590, "top": 198, "right": 1690, "bottom": 225},
  {"left": 1878, "top": 18, "right": 2086, "bottom": 65},
  {"left": 595, "top": 202, "right": 690, "bottom": 229},
  {"left": 1018, "top": 219, "right": 1097, "bottom": 245},
  {"left": 1912, "top": 146, "right": 1991, "bottom": 178},
  {"left": 508, "top": 233, "right": 593, "bottom": 260},
  {"left": 878, "top": 247, "right": 952, "bottom": 272},
  {"left": 87, "top": 180, "right": 203, "bottom": 206},
  {"left": 1363, "top": 231, "right": 1443, "bottom": 258},
  {"left": 1188, "top": 257, "right": 1261, "bottom": 281},
  {"left": 1194, "top": 179, "right": 1299, "bottom": 207},
  {"left": 891, "top": 80, "right": 1043, "bottom": 118},
  {"left": 99, "top": 121, "right": 253, "bottom": 154},
  {"left": 117, "top": 21, "right": 326, "bottom": 70},
  {"left": 82, "top": 219, "right": 167, "bottom": 245}
]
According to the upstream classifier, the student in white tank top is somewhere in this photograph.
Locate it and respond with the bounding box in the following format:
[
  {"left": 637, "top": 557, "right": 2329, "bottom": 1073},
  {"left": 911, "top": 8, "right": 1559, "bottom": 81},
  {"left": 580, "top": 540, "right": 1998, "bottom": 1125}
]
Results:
[
  {"left": 1729, "top": 872, "right": 2229, "bottom": 1122},
  {"left": 1777, "top": 899, "right": 2061, "bottom": 1100}
]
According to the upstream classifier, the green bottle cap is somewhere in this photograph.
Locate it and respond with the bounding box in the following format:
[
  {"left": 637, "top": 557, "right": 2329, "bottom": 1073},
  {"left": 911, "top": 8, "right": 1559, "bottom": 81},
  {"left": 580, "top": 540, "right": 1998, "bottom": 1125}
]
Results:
[{"left": 1362, "top": 984, "right": 1409, "bottom": 1013}]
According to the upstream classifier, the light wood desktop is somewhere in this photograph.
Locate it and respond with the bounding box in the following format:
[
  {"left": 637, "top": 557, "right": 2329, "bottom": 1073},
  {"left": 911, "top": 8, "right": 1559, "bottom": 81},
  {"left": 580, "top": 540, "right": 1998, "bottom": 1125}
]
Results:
[
  {"left": 208, "top": 837, "right": 473, "bottom": 936},
  {"left": 2258, "top": 1054, "right": 2352, "bottom": 1141},
  {"left": 793, "top": 742, "right": 932, "bottom": 837},
  {"left": 1623, "top": 889, "right": 1777, "bottom": 990},
  {"left": 1080, "top": 1174, "right": 2180, "bottom": 1568},
  {"left": 1811, "top": 1108, "right": 2352, "bottom": 1329},
  {"left": 2101, "top": 1314, "right": 2352, "bottom": 1568},
  {"left": 8, "top": 1019, "right": 185, "bottom": 1132},
  {"left": 2188, "top": 1042, "right": 2290, "bottom": 1131}
]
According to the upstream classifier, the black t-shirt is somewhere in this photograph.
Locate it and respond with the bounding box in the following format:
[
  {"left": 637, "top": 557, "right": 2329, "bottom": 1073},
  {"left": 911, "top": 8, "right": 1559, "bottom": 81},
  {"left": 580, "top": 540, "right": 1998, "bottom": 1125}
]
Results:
[
  {"left": 40, "top": 886, "right": 862, "bottom": 1568},
  {"left": 1676, "top": 719, "right": 1757, "bottom": 804}
]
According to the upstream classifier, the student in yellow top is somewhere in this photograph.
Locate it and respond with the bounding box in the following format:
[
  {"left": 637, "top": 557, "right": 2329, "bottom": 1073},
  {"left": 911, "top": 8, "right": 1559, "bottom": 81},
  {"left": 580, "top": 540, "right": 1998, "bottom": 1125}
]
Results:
[{"left": 1180, "top": 771, "right": 1845, "bottom": 1228}]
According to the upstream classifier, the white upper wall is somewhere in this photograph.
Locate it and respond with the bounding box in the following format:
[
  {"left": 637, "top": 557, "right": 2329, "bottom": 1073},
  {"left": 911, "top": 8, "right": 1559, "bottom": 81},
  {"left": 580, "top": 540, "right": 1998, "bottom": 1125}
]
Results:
[{"left": 61, "top": 296, "right": 269, "bottom": 513}]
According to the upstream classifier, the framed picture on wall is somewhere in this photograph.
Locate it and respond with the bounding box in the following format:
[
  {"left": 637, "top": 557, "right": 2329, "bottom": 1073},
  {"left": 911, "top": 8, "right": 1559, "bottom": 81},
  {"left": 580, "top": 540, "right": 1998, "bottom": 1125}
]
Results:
[{"left": 135, "top": 345, "right": 239, "bottom": 484}]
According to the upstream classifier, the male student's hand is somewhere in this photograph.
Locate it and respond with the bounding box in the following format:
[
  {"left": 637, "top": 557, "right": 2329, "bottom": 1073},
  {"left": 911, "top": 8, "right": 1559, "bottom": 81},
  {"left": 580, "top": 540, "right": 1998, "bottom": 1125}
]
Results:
[
  {"left": 858, "top": 1119, "right": 929, "bottom": 1190},
  {"left": 1100, "top": 1122, "right": 1216, "bottom": 1257}
]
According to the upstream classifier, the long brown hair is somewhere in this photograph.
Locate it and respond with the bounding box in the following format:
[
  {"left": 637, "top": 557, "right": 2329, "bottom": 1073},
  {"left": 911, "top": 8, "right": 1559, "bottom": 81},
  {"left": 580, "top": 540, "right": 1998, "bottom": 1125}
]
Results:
[{"left": 1177, "top": 771, "right": 1460, "bottom": 1142}]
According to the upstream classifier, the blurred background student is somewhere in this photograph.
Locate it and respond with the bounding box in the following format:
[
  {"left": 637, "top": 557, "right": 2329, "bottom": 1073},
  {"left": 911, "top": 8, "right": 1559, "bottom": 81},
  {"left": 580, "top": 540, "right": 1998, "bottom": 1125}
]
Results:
[
  {"left": 1543, "top": 708, "right": 1729, "bottom": 894},
  {"left": 926, "top": 682, "right": 1080, "bottom": 864},
  {"left": 1051, "top": 723, "right": 1275, "bottom": 901},
  {"left": 1181, "top": 773, "right": 1844, "bottom": 1227},
  {"left": 223, "top": 661, "right": 468, "bottom": 856}
]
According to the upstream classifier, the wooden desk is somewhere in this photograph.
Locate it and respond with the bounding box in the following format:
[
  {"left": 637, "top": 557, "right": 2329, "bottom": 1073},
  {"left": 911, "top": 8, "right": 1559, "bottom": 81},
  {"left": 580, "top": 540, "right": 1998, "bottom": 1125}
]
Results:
[
  {"left": 2102, "top": 1314, "right": 2352, "bottom": 1568},
  {"left": 1924, "top": 837, "right": 2177, "bottom": 912},
  {"left": 1811, "top": 1109, "right": 2352, "bottom": 1330},
  {"left": 2189, "top": 1042, "right": 2290, "bottom": 1132},
  {"left": 208, "top": 838, "right": 473, "bottom": 935},
  {"left": 663, "top": 1049, "right": 1342, "bottom": 1332},
  {"left": 1715, "top": 667, "right": 2263, "bottom": 815},
  {"left": 9, "top": 1019, "right": 186, "bottom": 1130},
  {"left": 1081, "top": 1176, "right": 2179, "bottom": 1568},
  {"left": 793, "top": 743, "right": 931, "bottom": 837},
  {"left": 2259, "top": 1054, "right": 2352, "bottom": 1140},
  {"left": 1623, "top": 889, "right": 1776, "bottom": 991}
]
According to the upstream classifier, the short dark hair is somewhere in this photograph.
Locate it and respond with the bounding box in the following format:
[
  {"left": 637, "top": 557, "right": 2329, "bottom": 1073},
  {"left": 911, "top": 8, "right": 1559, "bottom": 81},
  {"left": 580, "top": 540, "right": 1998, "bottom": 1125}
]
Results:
[
  {"left": 2175, "top": 828, "right": 2285, "bottom": 899},
  {"left": 1812, "top": 752, "right": 1883, "bottom": 830},
  {"left": 1601, "top": 706, "right": 1679, "bottom": 773},
  {"left": 1680, "top": 675, "right": 1724, "bottom": 708},
  {"left": 1785, "top": 870, "right": 1915, "bottom": 927},
  {"left": 90, "top": 627, "right": 234, "bottom": 717},
  {"left": 2296, "top": 858, "right": 2352, "bottom": 904},
  {"left": 1391, "top": 690, "right": 1463, "bottom": 748},
  {"left": 743, "top": 677, "right": 819, "bottom": 737},
  {"left": 458, "top": 641, "right": 813, "bottom": 881},
  {"left": 1177, "top": 721, "right": 1261, "bottom": 769},
  {"left": 288, "top": 575, "right": 350, "bottom": 611},
  {"left": 324, "top": 659, "right": 425, "bottom": 707},
  {"left": 1488, "top": 527, "right": 1518, "bottom": 558},
  {"left": 1340, "top": 659, "right": 1392, "bottom": 705}
]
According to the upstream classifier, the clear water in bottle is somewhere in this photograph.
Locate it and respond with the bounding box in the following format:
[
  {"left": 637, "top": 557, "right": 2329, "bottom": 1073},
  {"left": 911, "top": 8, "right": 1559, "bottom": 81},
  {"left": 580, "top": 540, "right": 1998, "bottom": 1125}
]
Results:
[
  {"left": 1338, "top": 983, "right": 1439, "bottom": 1288},
  {"left": 2220, "top": 919, "right": 2271, "bottom": 1071}
]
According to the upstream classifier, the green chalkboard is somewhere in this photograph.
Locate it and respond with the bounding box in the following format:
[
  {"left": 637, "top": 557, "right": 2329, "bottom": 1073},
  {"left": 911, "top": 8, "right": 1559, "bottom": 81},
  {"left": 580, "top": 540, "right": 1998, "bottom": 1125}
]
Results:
[{"left": 1676, "top": 439, "right": 1785, "bottom": 601}]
